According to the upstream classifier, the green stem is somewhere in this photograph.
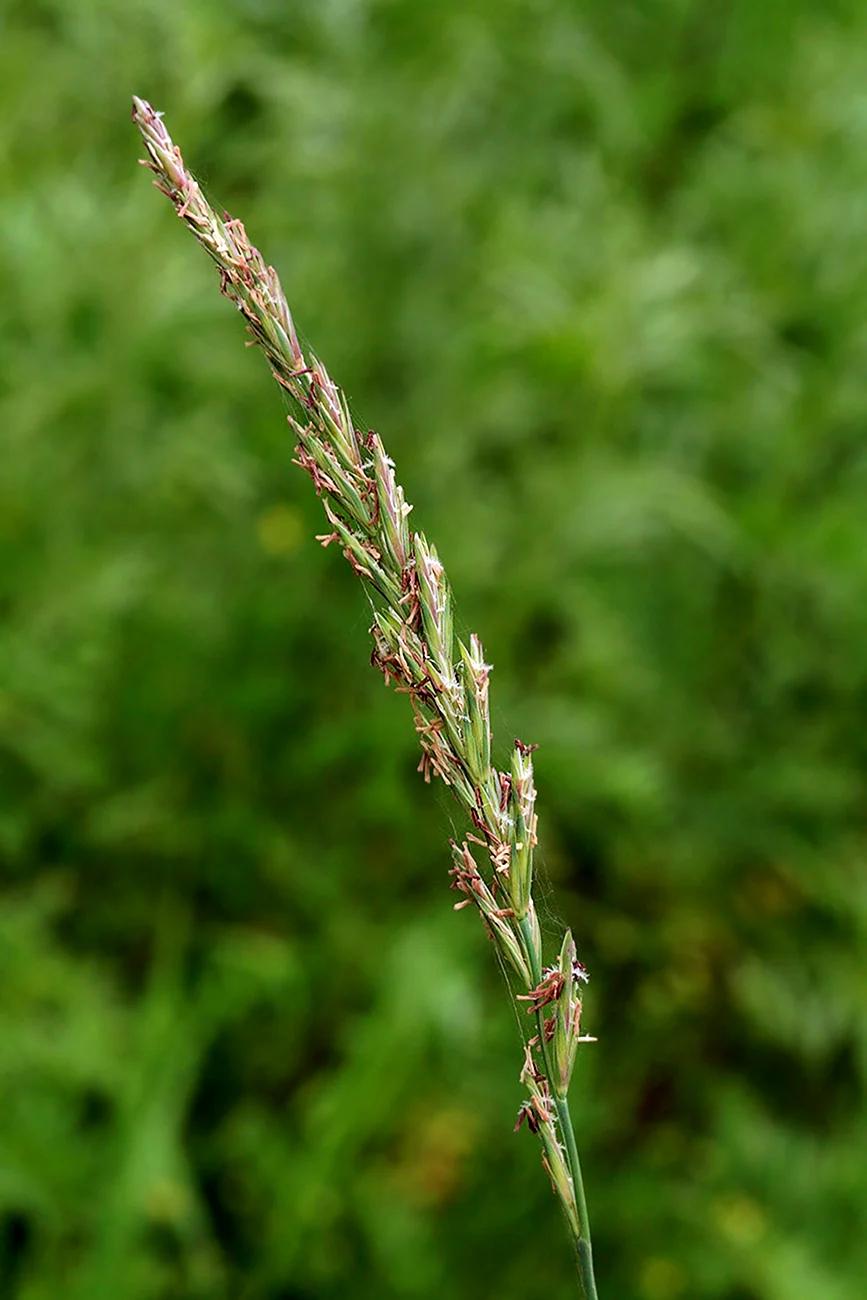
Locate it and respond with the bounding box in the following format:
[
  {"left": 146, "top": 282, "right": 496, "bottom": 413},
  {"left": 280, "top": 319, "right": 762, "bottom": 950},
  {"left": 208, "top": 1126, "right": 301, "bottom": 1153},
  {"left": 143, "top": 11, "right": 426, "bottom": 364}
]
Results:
[
  {"left": 555, "top": 1095, "right": 598, "bottom": 1300},
  {"left": 519, "top": 916, "right": 599, "bottom": 1300}
]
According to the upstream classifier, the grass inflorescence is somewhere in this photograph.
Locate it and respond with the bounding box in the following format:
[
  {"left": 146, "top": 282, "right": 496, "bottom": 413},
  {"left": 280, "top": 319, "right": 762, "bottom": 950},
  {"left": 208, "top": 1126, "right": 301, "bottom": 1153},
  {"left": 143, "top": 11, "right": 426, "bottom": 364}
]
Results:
[{"left": 132, "top": 95, "right": 599, "bottom": 1298}]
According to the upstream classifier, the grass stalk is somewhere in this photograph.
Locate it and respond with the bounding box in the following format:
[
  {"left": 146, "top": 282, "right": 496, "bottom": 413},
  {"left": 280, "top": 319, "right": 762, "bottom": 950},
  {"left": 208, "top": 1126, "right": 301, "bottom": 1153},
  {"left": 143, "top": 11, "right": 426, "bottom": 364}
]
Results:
[{"left": 131, "top": 96, "right": 600, "bottom": 1295}]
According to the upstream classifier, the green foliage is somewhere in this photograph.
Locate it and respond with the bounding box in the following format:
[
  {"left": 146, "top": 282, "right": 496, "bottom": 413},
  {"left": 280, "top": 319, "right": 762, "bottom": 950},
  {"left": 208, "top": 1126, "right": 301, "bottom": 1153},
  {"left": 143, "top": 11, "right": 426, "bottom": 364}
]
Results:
[{"left": 2, "top": 2, "right": 867, "bottom": 1296}]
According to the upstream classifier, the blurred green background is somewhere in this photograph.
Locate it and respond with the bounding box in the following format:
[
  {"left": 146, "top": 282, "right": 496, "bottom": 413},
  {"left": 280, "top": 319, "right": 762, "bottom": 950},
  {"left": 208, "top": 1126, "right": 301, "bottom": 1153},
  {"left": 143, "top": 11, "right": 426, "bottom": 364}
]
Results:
[{"left": 2, "top": 1, "right": 867, "bottom": 1297}]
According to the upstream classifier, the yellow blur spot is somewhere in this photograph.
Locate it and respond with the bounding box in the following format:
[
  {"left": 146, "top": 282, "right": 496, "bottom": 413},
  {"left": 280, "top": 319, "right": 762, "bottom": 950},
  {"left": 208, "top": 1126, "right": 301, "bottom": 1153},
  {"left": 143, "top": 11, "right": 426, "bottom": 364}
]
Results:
[
  {"left": 393, "top": 1107, "right": 479, "bottom": 1207},
  {"left": 257, "top": 504, "right": 303, "bottom": 556},
  {"left": 145, "top": 1178, "right": 191, "bottom": 1225},
  {"left": 714, "top": 1194, "right": 767, "bottom": 1245},
  {"left": 640, "top": 1257, "right": 686, "bottom": 1299}
]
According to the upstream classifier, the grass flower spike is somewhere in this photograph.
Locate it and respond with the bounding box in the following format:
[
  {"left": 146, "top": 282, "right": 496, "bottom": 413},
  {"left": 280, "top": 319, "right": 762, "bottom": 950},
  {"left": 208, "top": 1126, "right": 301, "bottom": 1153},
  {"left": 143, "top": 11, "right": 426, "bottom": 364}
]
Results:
[{"left": 132, "top": 96, "right": 599, "bottom": 1299}]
